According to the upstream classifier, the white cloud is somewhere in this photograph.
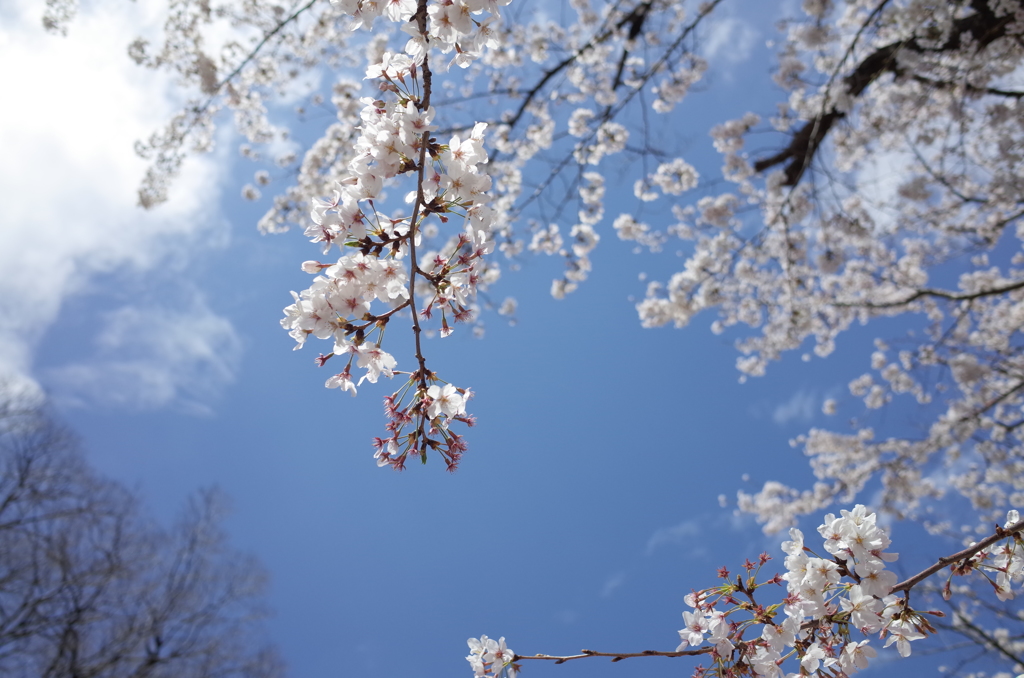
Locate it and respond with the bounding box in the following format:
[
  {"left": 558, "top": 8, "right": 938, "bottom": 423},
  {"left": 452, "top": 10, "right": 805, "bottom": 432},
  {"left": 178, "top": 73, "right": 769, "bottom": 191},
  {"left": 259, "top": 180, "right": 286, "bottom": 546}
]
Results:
[
  {"left": 0, "top": 0, "right": 237, "bottom": 409},
  {"left": 554, "top": 609, "right": 579, "bottom": 625},
  {"left": 701, "top": 17, "right": 759, "bottom": 68},
  {"left": 851, "top": 148, "right": 916, "bottom": 234},
  {"left": 646, "top": 518, "right": 703, "bottom": 556},
  {"left": 772, "top": 389, "right": 817, "bottom": 425},
  {"left": 600, "top": 572, "right": 625, "bottom": 598},
  {"left": 45, "top": 292, "right": 241, "bottom": 414}
]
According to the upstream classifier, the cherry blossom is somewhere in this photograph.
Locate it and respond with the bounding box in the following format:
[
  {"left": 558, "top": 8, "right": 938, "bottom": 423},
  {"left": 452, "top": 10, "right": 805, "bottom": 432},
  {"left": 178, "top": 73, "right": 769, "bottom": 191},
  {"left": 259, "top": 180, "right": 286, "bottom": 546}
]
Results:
[
  {"left": 49, "top": 0, "right": 1024, "bottom": 670},
  {"left": 487, "top": 507, "right": 1024, "bottom": 677}
]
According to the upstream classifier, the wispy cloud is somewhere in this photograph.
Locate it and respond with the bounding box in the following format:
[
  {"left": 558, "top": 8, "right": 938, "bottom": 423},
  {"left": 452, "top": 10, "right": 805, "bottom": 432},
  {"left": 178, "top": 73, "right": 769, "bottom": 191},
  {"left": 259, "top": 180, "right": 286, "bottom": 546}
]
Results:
[
  {"left": 554, "top": 609, "right": 579, "bottom": 625},
  {"left": 646, "top": 518, "right": 703, "bottom": 556},
  {"left": 600, "top": 572, "right": 626, "bottom": 598},
  {"left": 0, "top": 0, "right": 235, "bottom": 409},
  {"left": 772, "top": 389, "right": 817, "bottom": 426},
  {"left": 45, "top": 293, "right": 241, "bottom": 414},
  {"left": 701, "top": 17, "right": 759, "bottom": 68}
]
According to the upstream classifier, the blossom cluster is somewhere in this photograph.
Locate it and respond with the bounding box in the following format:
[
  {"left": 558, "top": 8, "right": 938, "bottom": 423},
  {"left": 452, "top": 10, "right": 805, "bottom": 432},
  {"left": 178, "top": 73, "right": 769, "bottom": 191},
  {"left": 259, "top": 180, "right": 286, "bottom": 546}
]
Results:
[
  {"left": 959, "top": 509, "right": 1024, "bottom": 602},
  {"left": 466, "top": 636, "right": 517, "bottom": 678},
  {"left": 673, "top": 506, "right": 910, "bottom": 677},
  {"left": 628, "top": 0, "right": 1024, "bottom": 538},
  {"left": 335, "top": 0, "right": 507, "bottom": 65},
  {"left": 119, "top": 0, "right": 1024, "bottom": 670},
  {"left": 680, "top": 507, "right": 1024, "bottom": 676},
  {"left": 132, "top": 0, "right": 1024, "bottom": 527},
  {"left": 282, "top": 253, "right": 408, "bottom": 358},
  {"left": 274, "top": 0, "right": 509, "bottom": 468},
  {"left": 472, "top": 506, "right": 1024, "bottom": 678}
]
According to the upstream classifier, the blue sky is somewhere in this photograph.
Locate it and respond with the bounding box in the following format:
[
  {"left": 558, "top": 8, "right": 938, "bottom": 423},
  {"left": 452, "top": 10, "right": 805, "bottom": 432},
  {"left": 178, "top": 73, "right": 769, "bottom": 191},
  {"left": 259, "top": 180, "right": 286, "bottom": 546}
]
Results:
[{"left": 0, "top": 0, "right": 1003, "bottom": 676}]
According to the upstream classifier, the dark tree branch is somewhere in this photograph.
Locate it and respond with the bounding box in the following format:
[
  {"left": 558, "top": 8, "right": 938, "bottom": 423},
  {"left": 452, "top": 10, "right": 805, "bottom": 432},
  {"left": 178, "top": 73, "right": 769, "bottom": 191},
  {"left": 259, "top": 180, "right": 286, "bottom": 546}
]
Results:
[
  {"left": 943, "top": 609, "right": 1024, "bottom": 667},
  {"left": 754, "top": 2, "right": 1021, "bottom": 186},
  {"left": 501, "top": 0, "right": 655, "bottom": 135},
  {"left": 836, "top": 277, "right": 1024, "bottom": 309}
]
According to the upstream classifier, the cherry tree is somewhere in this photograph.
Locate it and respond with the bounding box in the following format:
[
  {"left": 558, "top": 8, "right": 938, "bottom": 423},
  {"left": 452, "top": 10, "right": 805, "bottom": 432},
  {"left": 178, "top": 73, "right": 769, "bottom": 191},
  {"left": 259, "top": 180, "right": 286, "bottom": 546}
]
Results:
[{"left": 41, "top": 0, "right": 1024, "bottom": 674}]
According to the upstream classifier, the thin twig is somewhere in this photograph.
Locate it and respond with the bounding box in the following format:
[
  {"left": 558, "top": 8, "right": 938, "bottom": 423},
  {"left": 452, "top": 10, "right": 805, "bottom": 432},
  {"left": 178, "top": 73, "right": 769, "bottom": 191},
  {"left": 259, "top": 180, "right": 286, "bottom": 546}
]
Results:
[
  {"left": 945, "top": 609, "right": 1024, "bottom": 666},
  {"left": 214, "top": 0, "right": 320, "bottom": 94},
  {"left": 514, "top": 647, "right": 711, "bottom": 664},
  {"left": 891, "top": 518, "right": 1024, "bottom": 593}
]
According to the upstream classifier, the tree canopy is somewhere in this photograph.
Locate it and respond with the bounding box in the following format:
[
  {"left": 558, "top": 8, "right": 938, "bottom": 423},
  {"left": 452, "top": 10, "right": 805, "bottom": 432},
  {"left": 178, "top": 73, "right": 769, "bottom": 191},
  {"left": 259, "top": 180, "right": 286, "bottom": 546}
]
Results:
[
  {"left": 0, "top": 384, "right": 284, "bottom": 678},
  {"left": 29, "top": 0, "right": 1024, "bottom": 675}
]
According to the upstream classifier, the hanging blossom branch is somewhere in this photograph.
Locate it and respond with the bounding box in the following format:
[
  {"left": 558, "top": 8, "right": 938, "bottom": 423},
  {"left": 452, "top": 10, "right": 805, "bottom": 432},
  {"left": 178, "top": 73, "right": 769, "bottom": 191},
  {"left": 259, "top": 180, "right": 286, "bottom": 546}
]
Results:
[
  {"left": 468, "top": 507, "right": 1024, "bottom": 678},
  {"left": 279, "top": 0, "right": 509, "bottom": 470}
]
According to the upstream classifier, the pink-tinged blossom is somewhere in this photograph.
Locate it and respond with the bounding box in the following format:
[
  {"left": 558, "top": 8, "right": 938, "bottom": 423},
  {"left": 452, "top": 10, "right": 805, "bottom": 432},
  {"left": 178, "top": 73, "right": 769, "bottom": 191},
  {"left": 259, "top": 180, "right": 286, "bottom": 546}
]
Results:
[
  {"left": 805, "top": 557, "right": 841, "bottom": 589},
  {"left": 799, "top": 642, "right": 826, "bottom": 673},
  {"left": 466, "top": 636, "right": 515, "bottom": 678},
  {"left": 746, "top": 645, "right": 782, "bottom": 677},
  {"left": 883, "top": 619, "right": 925, "bottom": 657},
  {"left": 444, "top": 123, "right": 489, "bottom": 167},
  {"left": 375, "top": 440, "right": 398, "bottom": 468},
  {"left": 676, "top": 610, "right": 707, "bottom": 650},
  {"left": 706, "top": 610, "right": 734, "bottom": 656},
  {"left": 326, "top": 368, "right": 357, "bottom": 396},
  {"left": 853, "top": 558, "right": 896, "bottom": 598},
  {"left": 839, "top": 640, "right": 876, "bottom": 672},
  {"left": 426, "top": 383, "right": 466, "bottom": 419},
  {"left": 839, "top": 585, "right": 883, "bottom": 631},
  {"left": 356, "top": 343, "right": 396, "bottom": 385},
  {"left": 760, "top": 617, "right": 797, "bottom": 653}
]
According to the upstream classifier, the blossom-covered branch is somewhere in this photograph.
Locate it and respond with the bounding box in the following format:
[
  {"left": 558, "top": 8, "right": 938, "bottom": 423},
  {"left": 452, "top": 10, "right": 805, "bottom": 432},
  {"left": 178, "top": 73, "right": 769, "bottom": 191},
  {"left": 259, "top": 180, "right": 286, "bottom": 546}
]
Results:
[
  {"left": 277, "top": 0, "right": 508, "bottom": 468},
  {"left": 470, "top": 506, "right": 1024, "bottom": 678}
]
